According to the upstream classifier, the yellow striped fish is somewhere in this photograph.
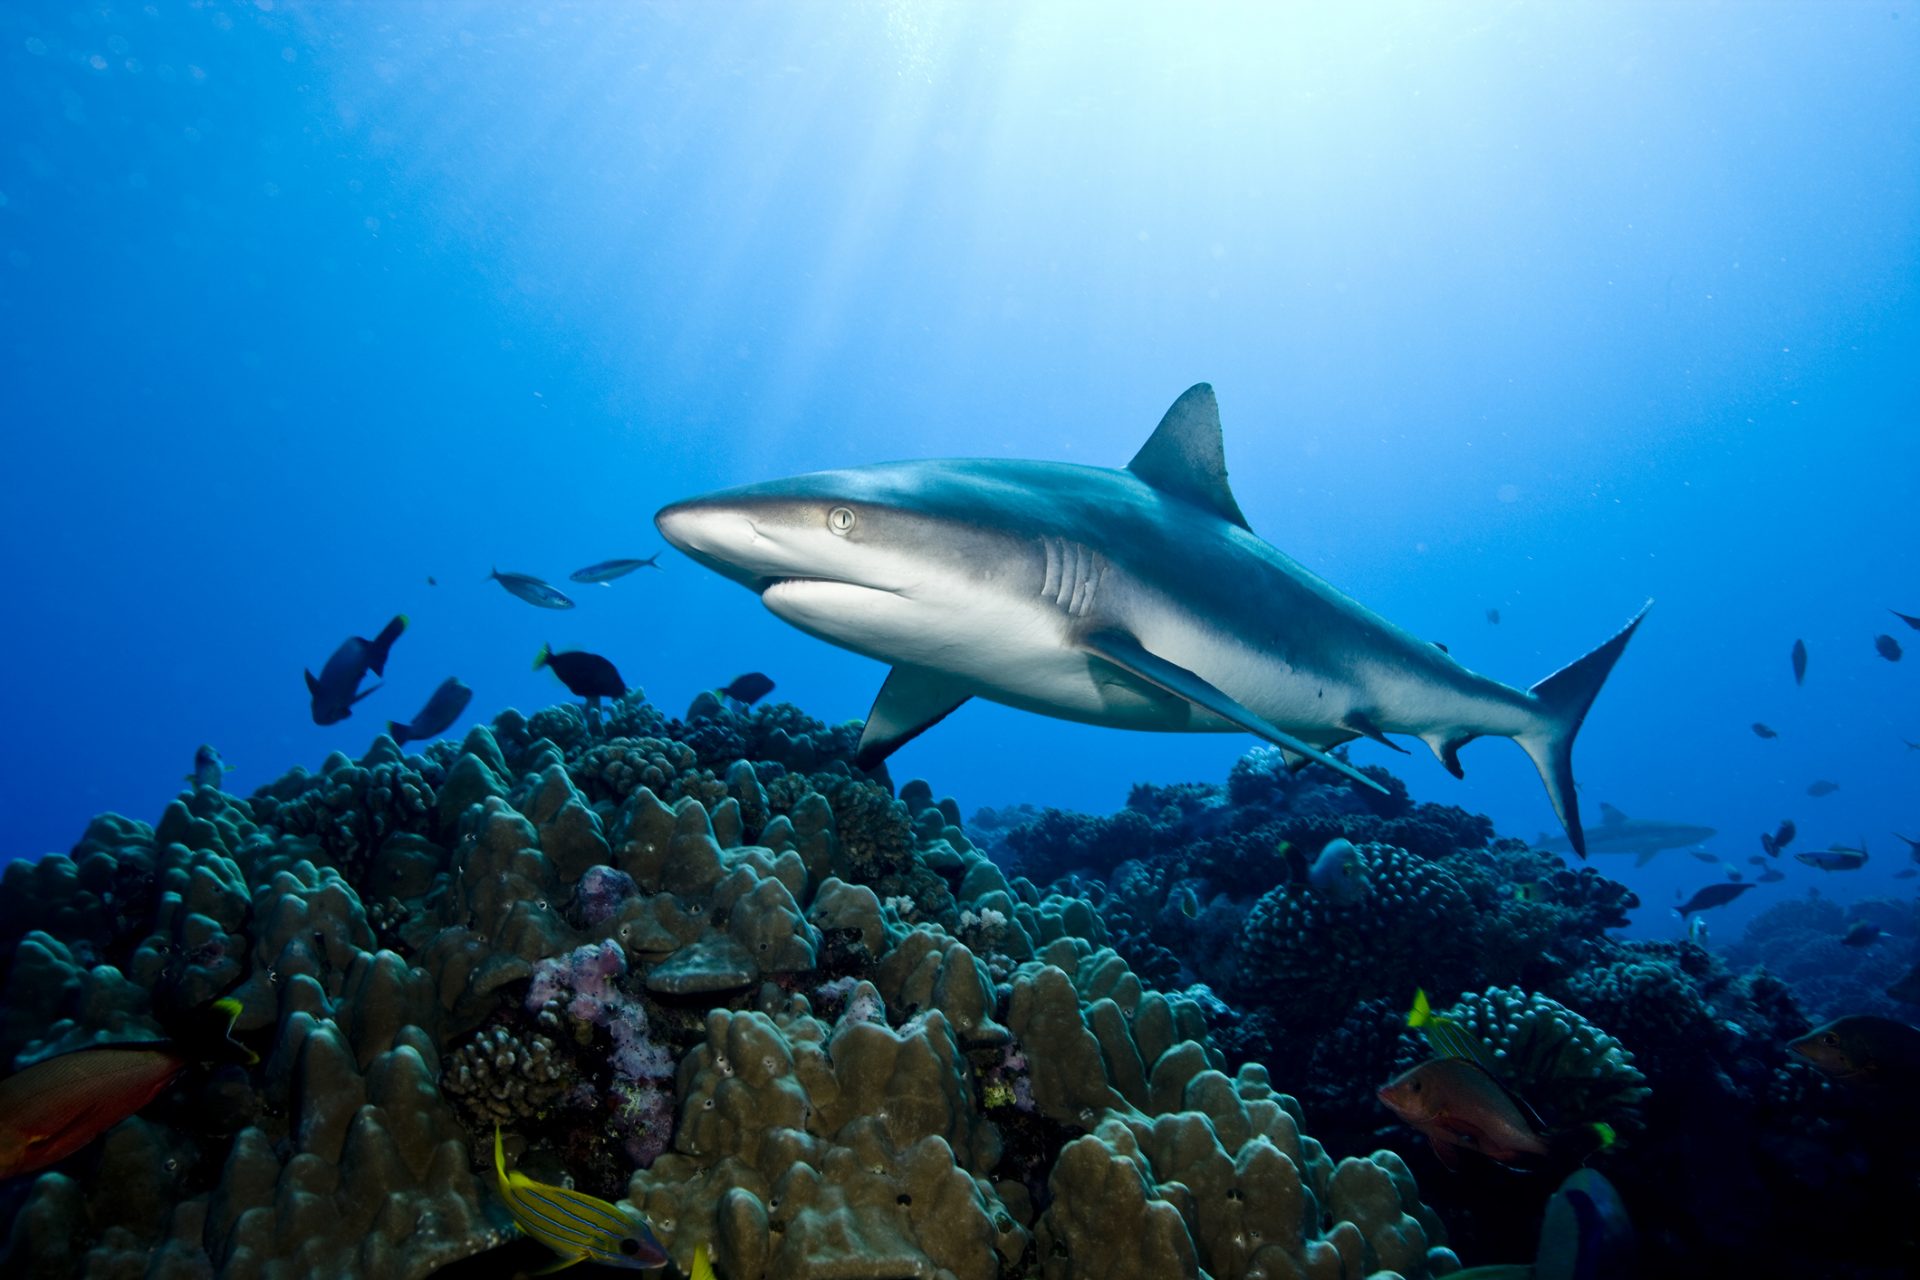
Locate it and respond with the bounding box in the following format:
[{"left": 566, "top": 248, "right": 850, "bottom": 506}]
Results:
[
  {"left": 493, "top": 1126, "right": 667, "bottom": 1273},
  {"left": 1408, "top": 988, "right": 1497, "bottom": 1071}
]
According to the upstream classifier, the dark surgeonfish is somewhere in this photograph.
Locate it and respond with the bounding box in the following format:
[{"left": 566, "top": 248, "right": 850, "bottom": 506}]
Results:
[
  {"left": 720, "top": 672, "right": 776, "bottom": 705},
  {"left": 306, "top": 614, "right": 407, "bottom": 725},
  {"left": 1876, "top": 634, "right": 1904, "bottom": 663},
  {"left": 569, "top": 555, "right": 661, "bottom": 584},
  {"left": 1807, "top": 779, "right": 1840, "bottom": 797},
  {"left": 1796, "top": 844, "right": 1868, "bottom": 871},
  {"left": 1751, "top": 722, "right": 1777, "bottom": 739},
  {"left": 0, "top": 999, "right": 255, "bottom": 1180},
  {"left": 487, "top": 568, "right": 576, "bottom": 610},
  {"left": 184, "top": 744, "right": 231, "bottom": 790},
  {"left": 493, "top": 1127, "right": 666, "bottom": 1270},
  {"left": 1760, "top": 818, "right": 1796, "bottom": 858},
  {"left": 388, "top": 677, "right": 473, "bottom": 747},
  {"left": 1789, "top": 1015, "right": 1920, "bottom": 1089},
  {"left": 1485, "top": 608, "right": 1501, "bottom": 625},
  {"left": 1676, "top": 882, "right": 1756, "bottom": 914},
  {"left": 534, "top": 645, "right": 627, "bottom": 706},
  {"left": 1842, "top": 921, "right": 1882, "bottom": 948},
  {"left": 1791, "top": 638, "right": 1808, "bottom": 685},
  {"left": 1756, "top": 866, "right": 1786, "bottom": 883}
]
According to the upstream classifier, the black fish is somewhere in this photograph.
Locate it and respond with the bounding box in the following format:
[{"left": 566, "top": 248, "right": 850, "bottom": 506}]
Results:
[
  {"left": 720, "top": 672, "right": 775, "bottom": 705},
  {"left": 488, "top": 568, "right": 575, "bottom": 610},
  {"left": 1889, "top": 964, "right": 1920, "bottom": 1005},
  {"left": 1751, "top": 722, "right": 1777, "bottom": 739},
  {"left": 569, "top": 556, "right": 661, "bottom": 584},
  {"left": 427, "top": 576, "right": 438, "bottom": 587},
  {"left": 306, "top": 615, "right": 407, "bottom": 725},
  {"left": 1675, "top": 882, "right": 1758, "bottom": 914},
  {"left": 1747, "top": 855, "right": 1767, "bottom": 866},
  {"left": 1842, "top": 921, "right": 1882, "bottom": 948},
  {"left": 1891, "top": 609, "right": 1920, "bottom": 631},
  {"left": 1791, "top": 639, "right": 1807, "bottom": 686},
  {"left": 1485, "top": 608, "right": 1501, "bottom": 625},
  {"left": 1756, "top": 866, "right": 1786, "bottom": 883},
  {"left": 389, "top": 677, "right": 473, "bottom": 747},
  {"left": 1807, "top": 780, "right": 1840, "bottom": 798},
  {"left": 1875, "top": 634, "right": 1903, "bottom": 663},
  {"left": 1895, "top": 833, "right": 1920, "bottom": 864},
  {"left": 534, "top": 645, "right": 627, "bottom": 704}
]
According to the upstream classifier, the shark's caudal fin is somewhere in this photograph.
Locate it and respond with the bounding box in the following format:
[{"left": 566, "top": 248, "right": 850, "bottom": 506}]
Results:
[{"left": 1514, "top": 603, "right": 1651, "bottom": 859}]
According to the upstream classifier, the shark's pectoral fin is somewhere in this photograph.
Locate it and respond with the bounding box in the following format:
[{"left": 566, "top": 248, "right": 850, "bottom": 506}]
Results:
[
  {"left": 855, "top": 666, "right": 973, "bottom": 769},
  {"left": 1079, "top": 629, "right": 1386, "bottom": 794}
]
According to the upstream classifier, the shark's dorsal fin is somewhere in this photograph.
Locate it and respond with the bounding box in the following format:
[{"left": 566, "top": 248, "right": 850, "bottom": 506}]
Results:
[
  {"left": 1127, "top": 384, "right": 1251, "bottom": 530},
  {"left": 1599, "top": 802, "right": 1628, "bottom": 826}
]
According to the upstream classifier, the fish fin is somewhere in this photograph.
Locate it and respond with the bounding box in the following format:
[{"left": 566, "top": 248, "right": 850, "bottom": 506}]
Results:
[
  {"left": 387, "top": 721, "right": 409, "bottom": 745},
  {"left": 1635, "top": 849, "right": 1660, "bottom": 868},
  {"left": 365, "top": 615, "right": 407, "bottom": 678},
  {"left": 1421, "top": 731, "right": 1477, "bottom": 780},
  {"left": 1408, "top": 988, "right": 1433, "bottom": 1028},
  {"left": 691, "top": 1242, "right": 717, "bottom": 1280},
  {"left": 1344, "top": 711, "right": 1409, "bottom": 754},
  {"left": 1278, "top": 749, "right": 1311, "bottom": 773},
  {"left": 1432, "top": 641, "right": 1449, "bottom": 654},
  {"left": 303, "top": 669, "right": 321, "bottom": 697},
  {"left": 349, "top": 681, "right": 383, "bottom": 706},
  {"left": 1427, "top": 1135, "right": 1463, "bottom": 1172},
  {"left": 1081, "top": 629, "right": 1388, "bottom": 794},
  {"left": 1125, "top": 383, "right": 1252, "bottom": 530},
  {"left": 1598, "top": 802, "right": 1629, "bottom": 826},
  {"left": 528, "top": 1254, "right": 588, "bottom": 1276},
  {"left": 598, "top": 581, "right": 610, "bottom": 587},
  {"left": 1514, "top": 603, "right": 1651, "bottom": 858},
  {"left": 855, "top": 666, "right": 973, "bottom": 768},
  {"left": 533, "top": 644, "right": 551, "bottom": 671}
]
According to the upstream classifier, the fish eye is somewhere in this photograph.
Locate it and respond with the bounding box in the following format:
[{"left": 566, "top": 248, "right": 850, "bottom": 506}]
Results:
[
  {"left": 619, "top": 1239, "right": 641, "bottom": 1256},
  {"left": 827, "top": 506, "right": 857, "bottom": 536},
  {"left": 1824, "top": 1034, "right": 1838, "bottom": 1046},
  {"left": 1410, "top": 1080, "right": 1421, "bottom": 1092}
]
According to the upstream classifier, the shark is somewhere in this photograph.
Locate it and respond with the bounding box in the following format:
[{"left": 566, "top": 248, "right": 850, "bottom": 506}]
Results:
[
  {"left": 655, "top": 384, "right": 1647, "bottom": 856},
  {"left": 1532, "top": 803, "right": 1714, "bottom": 866}
]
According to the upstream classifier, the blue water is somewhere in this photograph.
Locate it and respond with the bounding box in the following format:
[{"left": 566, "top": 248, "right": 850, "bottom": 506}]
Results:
[{"left": 3, "top": 2, "right": 1916, "bottom": 947}]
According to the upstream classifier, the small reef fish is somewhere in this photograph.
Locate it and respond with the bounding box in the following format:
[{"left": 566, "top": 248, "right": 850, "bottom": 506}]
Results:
[
  {"left": 1888, "top": 965, "right": 1920, "bottom": 1006},
  {"left": 0, "top": 999, "right": 253, "bottom": 1180},
  {"left": 1508, "top": 881, "right": 1541, "bottom": 904},
  {"left": 1675, "top": 882, "right": 1756, "bottom": 914},
  {"left": 492, "top": 1126, "right": 667, "bottom": 1271},
  {"left": 1308, "top": 838, "right": 1369, "bottom": 905},
  {"left": 1895, "top": 868, "right": 1918, "bottom": 881},
  {"left": 1875, "top": 634, "right": 1904, "bottom": 663},
  {"left": 1893, "top": 609, "right": 1920, "bottom": 631},
  {"left": 570, "top": 555, "right": 661, "bottom": 584},
  {"left": 1791, "top": 638, "right": 1808, "bottom": 685},
  {"left": 1377, "top": 1057, "right": 1550, "bottom": 1169},
  {"left": 1841, "top": 921, "right": 1881, "bottom": 947},
  {"left": 388, "top": 677, "right": 473, "bottom": 747},
  {"left": 1796, "top": 845, "right": 1868, "bottom": 872},
  {"left": 1751, "top": 722, "right": 1777, "bottom": 739},
  {"left": 305, "top": 615, "right": 407, "bottom": 725},
  {"left": 1746, "top": 855, "right": 1767, "bottom": 867},
  {"left": 1756, "top": 866, "right": 1786, "bottom": 883},
  {"left": 535, "top": 645, "right": 628, "bottom": 706},
  {"left": 185, "top": 744, "right": 232, "bottom": 789},
  {"left": 1721, "top": 863, "right": 1743, "bottom": 882},
  {"left": 719, "top": 672, "right": 776, "bottom": 706},
  {"left": 1407, "top": 989, "right": 1494, "bottom": 1069},
  {"left": 1789, "top": 1016, "right": 1920, "bottom": 1089},
  {"left": 1173, "top": 886, "right": 1201, "bottom": 919},
  {"left": 488, "top": 568, "right": 576, "bottom": 610},
  {"left": 1687, "top": 916, "right": 1710, "bottom": 946},
  {"left": 1806, "top": 780, "right": 1840, "bottom": 798},
  {"left": 1485, "top": 608, "right": 1501, "bottom": 625},
  {"left": 1760, "top": 818, "right": 1796, "bottom": 858},
  {"left": 1687, "top": 849, "right": 1719, "bottom": 863},
  {"left": 427, "top": 575, "right": 437, "bottom": 586}
]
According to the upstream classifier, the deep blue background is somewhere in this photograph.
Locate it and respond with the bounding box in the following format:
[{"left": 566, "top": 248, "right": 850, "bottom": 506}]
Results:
[{"left": 2, "top": 2, "right": 1916, "bottom": 944}]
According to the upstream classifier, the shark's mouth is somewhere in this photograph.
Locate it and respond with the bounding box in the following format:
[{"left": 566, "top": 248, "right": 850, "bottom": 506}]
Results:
[{"left": 761, "top": 576, "right": 903, "bottom": 597}]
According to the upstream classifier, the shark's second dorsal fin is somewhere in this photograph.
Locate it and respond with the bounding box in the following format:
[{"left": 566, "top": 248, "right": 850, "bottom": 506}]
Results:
[{"left": 1127, "top": 384, "right": 1251, "bottom": 530}]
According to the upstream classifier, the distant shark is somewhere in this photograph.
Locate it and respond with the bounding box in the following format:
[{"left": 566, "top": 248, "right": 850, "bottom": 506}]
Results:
[
  {"left": 656, "top": 385, "right": 1647, "bottom": 856},
  {"left": 1534, "top": 803, "right": 1714, "bottom": 865}
]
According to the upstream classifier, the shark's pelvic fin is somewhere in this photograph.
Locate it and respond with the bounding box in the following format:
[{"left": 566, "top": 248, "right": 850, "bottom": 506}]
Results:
[
  {"left": 1080, "top": 628, "right": 1386, "bottom": 793},
  {"left": 1514, "top": 602, "right": 1652, "bottom": 860},
  {"left": 1125, "top": 384, "right": 1252, "bottom": 531},
  {"left": 1345, "top": 711, "right": 1409, "bottom": 754},
  {"left": 855, "top": 665, "right": 973, "bottom": 768}
]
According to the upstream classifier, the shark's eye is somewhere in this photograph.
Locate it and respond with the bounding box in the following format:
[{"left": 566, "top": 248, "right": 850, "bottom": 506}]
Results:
[{"left": 828, "top": 506, "right": 857, "bottom": 535}]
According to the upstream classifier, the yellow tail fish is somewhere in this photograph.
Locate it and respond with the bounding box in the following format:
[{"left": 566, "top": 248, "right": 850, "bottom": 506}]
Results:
[{"left": 493, "top": 1126, "right": 667, "bottom": 1272}]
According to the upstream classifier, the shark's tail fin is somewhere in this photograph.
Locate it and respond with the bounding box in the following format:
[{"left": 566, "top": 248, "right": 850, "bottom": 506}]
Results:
[{"left": 1514, "top": 603, "right": 1651, "bottom": 859}]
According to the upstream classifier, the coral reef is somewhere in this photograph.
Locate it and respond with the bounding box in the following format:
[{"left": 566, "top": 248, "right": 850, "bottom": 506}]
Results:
[{"left": 0, "top": 694, "right": 1461, "bottom": 1280}]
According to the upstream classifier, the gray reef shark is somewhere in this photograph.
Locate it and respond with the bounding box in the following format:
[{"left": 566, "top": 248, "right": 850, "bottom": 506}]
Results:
[
  {"left": 1533, "top": 802, "right": 1714, "bottom": 866},
  {"left": 656, "top": 384, "right": 1647, "bottom": 856}
]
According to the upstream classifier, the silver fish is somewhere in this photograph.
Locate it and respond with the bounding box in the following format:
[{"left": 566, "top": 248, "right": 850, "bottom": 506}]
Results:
[{"left": 487, "top": 568, "right": 576, "bottom": 610}]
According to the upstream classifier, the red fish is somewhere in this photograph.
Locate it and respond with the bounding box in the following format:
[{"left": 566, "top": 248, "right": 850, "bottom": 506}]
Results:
[
  {"left": 1377, "top": 1057, "right": 1550, "bottom": 1169},
  {"left": 0, "top": 998, "right": 250, "bottom": 1180}
]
